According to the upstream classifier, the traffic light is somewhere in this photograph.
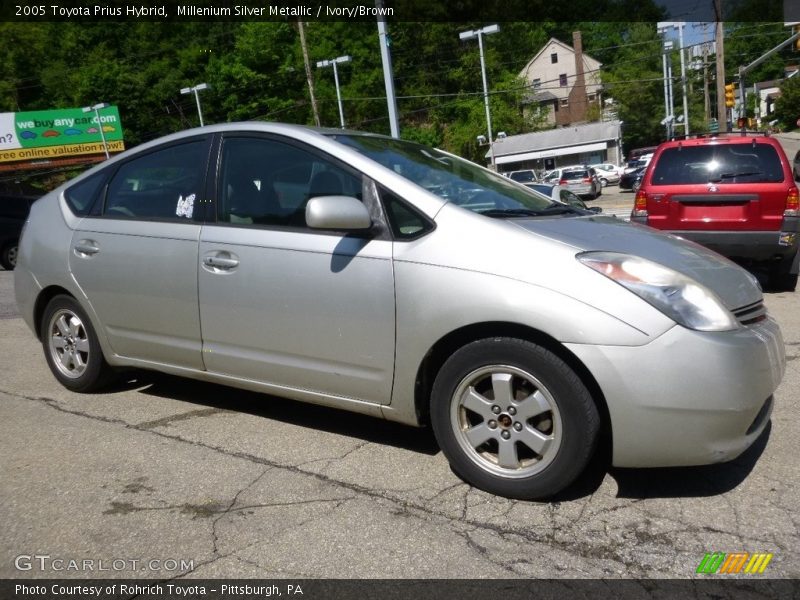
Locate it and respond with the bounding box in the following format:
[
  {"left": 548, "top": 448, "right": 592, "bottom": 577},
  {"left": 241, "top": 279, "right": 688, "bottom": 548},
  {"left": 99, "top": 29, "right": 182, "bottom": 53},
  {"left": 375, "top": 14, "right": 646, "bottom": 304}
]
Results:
[{"left": 724, "top": 83, "right": 736, "bottom": 108}]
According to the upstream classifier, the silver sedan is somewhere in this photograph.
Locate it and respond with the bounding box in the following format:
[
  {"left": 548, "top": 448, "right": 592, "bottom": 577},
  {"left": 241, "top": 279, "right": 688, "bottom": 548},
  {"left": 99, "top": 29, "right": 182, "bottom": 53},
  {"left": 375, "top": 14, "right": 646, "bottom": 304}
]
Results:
[{"left": 15, "top": 123, "right": 785, "bottom": 500}]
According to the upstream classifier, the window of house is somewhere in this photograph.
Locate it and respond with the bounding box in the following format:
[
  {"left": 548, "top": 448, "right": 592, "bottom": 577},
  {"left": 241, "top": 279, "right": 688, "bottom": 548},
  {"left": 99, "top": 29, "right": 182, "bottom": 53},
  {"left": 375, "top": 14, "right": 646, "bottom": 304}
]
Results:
[
  {"left": 551, "top": 53, "right": 558, "bottom": 64},
  {"left": 532, "top": 78, "right": 541, "bottom": 89},
  {"left": 559, "top": 73, "right": 568, "bottom": 87},
  {"left": 560, "top": 99, "right": 569, "bottom": 107}
]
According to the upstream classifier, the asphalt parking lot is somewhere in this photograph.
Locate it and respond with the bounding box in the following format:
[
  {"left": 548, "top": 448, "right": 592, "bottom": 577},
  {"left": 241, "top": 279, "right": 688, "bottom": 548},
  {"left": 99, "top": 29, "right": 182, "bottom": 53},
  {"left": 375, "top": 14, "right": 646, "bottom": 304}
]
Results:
[{"left": 0, "top": 265, "right": 798, "bottom": 580}]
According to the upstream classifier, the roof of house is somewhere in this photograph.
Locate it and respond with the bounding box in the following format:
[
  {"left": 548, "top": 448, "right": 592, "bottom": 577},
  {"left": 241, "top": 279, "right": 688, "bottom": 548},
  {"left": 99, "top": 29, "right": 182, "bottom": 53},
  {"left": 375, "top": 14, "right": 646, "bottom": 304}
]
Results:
[
  {"left": 519, "top": 37, "right": 602, "bottom": 81},
  {"left": 488, "top": 120, "right": 622, "bottom": 159}
]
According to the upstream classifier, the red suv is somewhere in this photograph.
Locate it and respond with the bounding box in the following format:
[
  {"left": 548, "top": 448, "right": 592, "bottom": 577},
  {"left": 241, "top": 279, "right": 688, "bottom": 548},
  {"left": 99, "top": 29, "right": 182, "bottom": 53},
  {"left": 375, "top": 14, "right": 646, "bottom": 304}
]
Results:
[{"left": 631, "top": 133, "right": 799, "bottom": 290}]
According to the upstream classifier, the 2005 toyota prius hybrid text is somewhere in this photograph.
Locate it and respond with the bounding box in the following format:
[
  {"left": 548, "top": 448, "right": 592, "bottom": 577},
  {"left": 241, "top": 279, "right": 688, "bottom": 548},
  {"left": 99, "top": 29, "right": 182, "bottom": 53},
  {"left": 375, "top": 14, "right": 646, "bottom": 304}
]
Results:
[{"left": 15, "top": 123, "right": 786, "bottom": 500}]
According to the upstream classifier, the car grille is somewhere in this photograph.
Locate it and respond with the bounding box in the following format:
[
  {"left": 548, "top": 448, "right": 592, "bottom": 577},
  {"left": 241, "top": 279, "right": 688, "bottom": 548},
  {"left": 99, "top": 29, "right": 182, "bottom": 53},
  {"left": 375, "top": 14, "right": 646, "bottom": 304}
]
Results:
[{"left": 733, "top": 300, "right": 767, "bottom": 325}]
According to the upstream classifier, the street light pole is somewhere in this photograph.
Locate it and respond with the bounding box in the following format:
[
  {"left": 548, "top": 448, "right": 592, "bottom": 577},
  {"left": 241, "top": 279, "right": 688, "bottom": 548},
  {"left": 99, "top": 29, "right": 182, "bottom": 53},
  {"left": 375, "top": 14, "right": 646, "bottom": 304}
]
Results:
[
  {"left": 316, "top": 55, "right": 352, "bottom": 128},
  {"left": 180, "top": 83, "right": 209, "bottom": 126},
  {"left": 82, "top": 102, "right": 110, "bottom": 159},
  {"left": 459, "top": 24, "right": 500, "bottom": 169},
  {"left": 675, "top": 22, "right": 690, "bottom": 136},
  {"left": 376, "top": 0, "right": 399, "bottom": 138}
]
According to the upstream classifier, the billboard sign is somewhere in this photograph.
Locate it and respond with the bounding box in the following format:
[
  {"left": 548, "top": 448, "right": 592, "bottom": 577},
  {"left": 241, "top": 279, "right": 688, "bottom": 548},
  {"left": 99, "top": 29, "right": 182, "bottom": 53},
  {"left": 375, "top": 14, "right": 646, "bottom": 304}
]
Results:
[{"left": 0, "top": 106, "right": 125, "bottom": 164}]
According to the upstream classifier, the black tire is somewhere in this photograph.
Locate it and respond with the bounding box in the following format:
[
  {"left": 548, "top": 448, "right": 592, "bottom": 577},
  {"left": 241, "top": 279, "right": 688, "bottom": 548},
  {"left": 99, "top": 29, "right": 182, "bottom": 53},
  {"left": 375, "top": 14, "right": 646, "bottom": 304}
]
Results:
[
  {"left": 430, "top": 337, "right": 600, "bottom": 500},
  {"left": 41, "top": 295, "right": 114, "bottom": 392},
  {"left": 0, "top": 241, "right": 18, "bottom": 270},
  {"left": 768, "top": 256, "right": 798, "bottom": 292}
]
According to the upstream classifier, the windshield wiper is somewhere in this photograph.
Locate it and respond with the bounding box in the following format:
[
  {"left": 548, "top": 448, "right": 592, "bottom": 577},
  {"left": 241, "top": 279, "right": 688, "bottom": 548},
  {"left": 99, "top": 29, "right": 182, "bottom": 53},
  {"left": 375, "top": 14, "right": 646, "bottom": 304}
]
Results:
[
  {"left": 479, "top": 208, "right": 546, "bottom": 218},
  {"left": 709, "top": 171, "right": 763, "bottom": 182},
  {"left": 539, "top": 204, "right": 586, "bottom": 215}
]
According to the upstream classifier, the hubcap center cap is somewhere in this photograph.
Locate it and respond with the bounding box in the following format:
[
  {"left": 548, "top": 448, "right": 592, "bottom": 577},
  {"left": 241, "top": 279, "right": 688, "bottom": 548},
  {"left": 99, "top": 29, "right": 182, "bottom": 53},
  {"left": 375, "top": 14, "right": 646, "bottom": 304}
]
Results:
[{"left": 498, "top": 414, "right": 513, "bottom": 429}]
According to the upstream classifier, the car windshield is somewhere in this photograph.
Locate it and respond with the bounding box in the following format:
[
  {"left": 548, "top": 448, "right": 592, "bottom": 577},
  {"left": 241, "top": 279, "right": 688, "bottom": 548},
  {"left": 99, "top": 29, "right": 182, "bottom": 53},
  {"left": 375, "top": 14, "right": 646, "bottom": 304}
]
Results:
[
  {"left": 509, "top": 171, "right": 535, "bottom": 183},
  {"left": 331, "top": 134, "right": 557, "bottom": 216},
  {"left": 651, "top": 144, "right": 784, "bottom": 184}
]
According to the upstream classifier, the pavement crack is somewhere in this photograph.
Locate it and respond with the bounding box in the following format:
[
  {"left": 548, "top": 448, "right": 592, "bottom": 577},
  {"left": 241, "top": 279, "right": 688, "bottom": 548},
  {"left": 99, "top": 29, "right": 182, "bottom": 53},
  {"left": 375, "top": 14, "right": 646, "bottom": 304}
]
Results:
[
  {"left": 136, "top": 408, "right": 227, "bottom": 430},
  {"left": 10, "top": 388, "right": 783, "bottom": 573},
  {"left": 211, "top": 466, "right": 273, "bottom": 555}
]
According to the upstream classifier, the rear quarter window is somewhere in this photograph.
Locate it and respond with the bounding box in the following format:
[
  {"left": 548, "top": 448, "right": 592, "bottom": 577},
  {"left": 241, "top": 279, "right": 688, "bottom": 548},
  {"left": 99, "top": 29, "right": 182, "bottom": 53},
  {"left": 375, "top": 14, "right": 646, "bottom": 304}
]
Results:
[
  {"left": 651, "top": 143, "right": 785, "bottom": 185},
  {"left": 64, "top": 171, "right": 107, "bottom": 216}
]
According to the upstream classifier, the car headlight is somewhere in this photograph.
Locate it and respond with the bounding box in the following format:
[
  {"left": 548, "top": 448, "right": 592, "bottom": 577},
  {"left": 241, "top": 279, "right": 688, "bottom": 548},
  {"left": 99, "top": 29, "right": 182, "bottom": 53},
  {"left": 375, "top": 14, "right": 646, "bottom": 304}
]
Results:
[{"left": 578, "top": 251, "right": 738, "bottom": 332}]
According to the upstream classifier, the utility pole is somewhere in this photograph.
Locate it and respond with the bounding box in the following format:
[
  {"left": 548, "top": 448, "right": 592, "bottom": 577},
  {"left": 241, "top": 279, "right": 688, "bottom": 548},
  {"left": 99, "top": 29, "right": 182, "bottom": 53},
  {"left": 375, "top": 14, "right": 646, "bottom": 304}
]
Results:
[
  {"left": 675, "top": 22, "right": 690, "bottom": 136},
  {"left": 298, "top": 21, "right": 320, "bottom": 127},
  {"left": 714, "top": 0, "right": 728, "bottom": 132},
  {"left": 703, "top": 41, "right": 710, "bottom": 124},
  {"left": 376, "top": 0, "right": 399, "bottom": 138},
  {"left": 459, "top": 24, "right": 500, "bottom": 169},
  {"left": 317, "top": 55, "right": 352, "bottom": 128}
]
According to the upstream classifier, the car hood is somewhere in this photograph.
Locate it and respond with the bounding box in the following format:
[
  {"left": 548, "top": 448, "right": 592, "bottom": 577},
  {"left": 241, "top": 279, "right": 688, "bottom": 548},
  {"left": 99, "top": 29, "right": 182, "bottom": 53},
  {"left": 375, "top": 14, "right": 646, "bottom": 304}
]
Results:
[{"left": 512, "top": 215, "right": 762, "bottom": 310}]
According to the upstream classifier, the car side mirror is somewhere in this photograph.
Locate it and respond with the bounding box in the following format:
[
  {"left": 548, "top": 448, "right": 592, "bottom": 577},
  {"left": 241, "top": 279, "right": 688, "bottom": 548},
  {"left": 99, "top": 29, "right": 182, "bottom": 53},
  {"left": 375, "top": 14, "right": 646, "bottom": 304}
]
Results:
[
  {"left": 306, "top": 196, "right": 372, "bottom": 231},
  {"left": 589, "top": 206, "right": 602, "bottom": 213}
]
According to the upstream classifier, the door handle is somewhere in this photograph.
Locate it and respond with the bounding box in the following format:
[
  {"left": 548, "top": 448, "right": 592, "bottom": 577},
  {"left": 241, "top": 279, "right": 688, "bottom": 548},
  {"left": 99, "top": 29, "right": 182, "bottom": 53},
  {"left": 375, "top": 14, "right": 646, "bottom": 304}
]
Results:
[
  {"left": 203, "top": 255, "right": 239, "bottom": 270},
  {"left": 74, "top": 240, "right": 100, "bottom": 256}
]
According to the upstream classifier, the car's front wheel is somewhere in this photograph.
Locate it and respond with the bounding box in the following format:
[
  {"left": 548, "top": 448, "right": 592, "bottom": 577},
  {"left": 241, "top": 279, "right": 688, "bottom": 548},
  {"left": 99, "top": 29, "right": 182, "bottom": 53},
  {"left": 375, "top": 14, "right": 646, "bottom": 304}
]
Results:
[
  {"left": 0, "top": 241, "right": 18, "bottom": 270},
  {"left": 41, "top": 295, "right": 114, "bottom": 392},
  {"left": 430, "top": 338, "right": 600, "bottom": 500}
]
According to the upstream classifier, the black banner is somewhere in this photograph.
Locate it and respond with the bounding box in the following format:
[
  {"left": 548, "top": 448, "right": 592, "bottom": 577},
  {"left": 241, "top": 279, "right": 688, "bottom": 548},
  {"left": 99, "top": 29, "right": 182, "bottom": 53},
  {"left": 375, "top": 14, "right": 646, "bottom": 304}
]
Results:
[
  {"left": 2, "top": 579, "right": 800, "bottom": 600},
  {"left": 0, "top": 0, "right": 792, "bottom": 23}
]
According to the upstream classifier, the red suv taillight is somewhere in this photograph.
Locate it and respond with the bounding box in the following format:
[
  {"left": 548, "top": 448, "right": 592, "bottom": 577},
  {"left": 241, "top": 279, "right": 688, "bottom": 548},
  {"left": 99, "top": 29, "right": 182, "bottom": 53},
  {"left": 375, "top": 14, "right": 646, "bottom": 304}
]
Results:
[
  {"left": 632, "top": 189, "right": 648, "bottom": 218},
  {"left": 583, "top": 177, "right": 592, "bottom": 183},
  {"left": 786, "top": 186, "right": 799, "bottom": 217},
  {"left": 559, "top": 179, "right": 567, "bottom": 185}
]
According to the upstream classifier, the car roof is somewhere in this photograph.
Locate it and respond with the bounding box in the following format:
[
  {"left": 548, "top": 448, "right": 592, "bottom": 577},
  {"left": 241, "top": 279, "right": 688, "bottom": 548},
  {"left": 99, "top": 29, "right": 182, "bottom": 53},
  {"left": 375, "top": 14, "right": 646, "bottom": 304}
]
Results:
[{"left": 657, "top": 133, "right": 781, "bottom": 149}]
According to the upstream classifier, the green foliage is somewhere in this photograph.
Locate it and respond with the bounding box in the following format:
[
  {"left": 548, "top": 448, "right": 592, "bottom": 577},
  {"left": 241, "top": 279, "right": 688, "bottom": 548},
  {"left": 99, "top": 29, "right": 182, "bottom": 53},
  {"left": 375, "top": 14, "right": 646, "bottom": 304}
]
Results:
[
  {"left": 774, "top": 76, "right": 800, "bottom": 130},
  {"left": 595, "top": 23, "right": 665, "bottom": 149},
  {"left": 1, "top": 15, "right": 796, "bottom": 172}
]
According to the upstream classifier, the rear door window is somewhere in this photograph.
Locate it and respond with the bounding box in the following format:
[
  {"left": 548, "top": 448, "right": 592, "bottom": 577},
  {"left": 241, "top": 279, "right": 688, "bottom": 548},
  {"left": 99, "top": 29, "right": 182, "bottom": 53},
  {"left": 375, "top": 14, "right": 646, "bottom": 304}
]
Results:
[
  {"left": 105, "top": 140, "right": 208, "bottom": 220},
  {"left": 651, "top": 144, "right": 784, "bottom": 185}
]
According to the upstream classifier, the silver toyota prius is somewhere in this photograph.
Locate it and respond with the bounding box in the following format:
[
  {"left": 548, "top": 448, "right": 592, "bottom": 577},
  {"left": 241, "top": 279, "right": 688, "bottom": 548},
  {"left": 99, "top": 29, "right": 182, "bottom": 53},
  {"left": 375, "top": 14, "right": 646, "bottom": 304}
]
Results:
[{"left": 15, "top": 123, "right": 785, "bottom": 500}]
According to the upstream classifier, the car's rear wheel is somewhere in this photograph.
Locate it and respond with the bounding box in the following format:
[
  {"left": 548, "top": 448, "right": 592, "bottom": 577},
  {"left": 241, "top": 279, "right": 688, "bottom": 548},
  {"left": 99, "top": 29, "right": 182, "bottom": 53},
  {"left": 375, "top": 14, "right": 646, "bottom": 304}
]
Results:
[
  {"left": 430, "top": 338, "right": 600, "bottom": 500},
  {"left": 768, "top": 255, "right": 798, "bottom": 292},
  {"left": 0, "top": 241, "right": 17, "bottom": 270},
  {"left": 599, "top": 178, "right": 608, "bottom": 187},
  {"left": 41, "top": 295, "right": 114, "bottom": 392}
]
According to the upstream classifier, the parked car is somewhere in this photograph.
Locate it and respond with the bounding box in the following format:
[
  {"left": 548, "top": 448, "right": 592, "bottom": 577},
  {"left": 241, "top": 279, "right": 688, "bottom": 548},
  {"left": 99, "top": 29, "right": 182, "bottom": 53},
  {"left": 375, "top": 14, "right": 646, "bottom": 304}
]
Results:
[
  {"left": 619, "top": 166, "right": 646, "bottom": 192},
  {"left": 591, "top": 163, "right": 622, "bottom": 186},
  {"left": 505, "top": 169, "right": 538, "bottom": 184},
  {"left": 624, "top": 154, "right": 653, "bottom": 174},
  {"left": 524, "top": 183, "right": 602, "bottom": 213},
  {"left": 632, "top": 132, "right": 799, "bottom": 291},
  {"left": 541, "top": 166, "right": 577, "bottom": 183},
  {"left": 0, "top": 194, "right": 38, "bottom": 270},
  {"left": 555, "top": 167, "right": 602, "bottom": 199},
  {"left": 16, "top": 123, "right": 785, "bottom": 500}
]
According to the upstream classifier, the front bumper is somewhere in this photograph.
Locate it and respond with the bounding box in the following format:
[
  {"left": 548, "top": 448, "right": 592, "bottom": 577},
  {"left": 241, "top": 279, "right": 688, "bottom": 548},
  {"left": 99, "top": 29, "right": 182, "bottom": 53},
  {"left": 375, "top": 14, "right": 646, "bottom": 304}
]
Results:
[{"left": 566, "top": 316, "right": 785, "bottom": 468}]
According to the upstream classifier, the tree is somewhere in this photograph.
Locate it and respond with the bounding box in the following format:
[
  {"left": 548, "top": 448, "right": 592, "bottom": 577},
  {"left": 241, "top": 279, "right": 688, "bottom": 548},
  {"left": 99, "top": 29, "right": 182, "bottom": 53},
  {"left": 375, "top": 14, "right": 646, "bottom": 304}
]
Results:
[{"left": 774, "top": 76, "right": 800, "bottom": 130}]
